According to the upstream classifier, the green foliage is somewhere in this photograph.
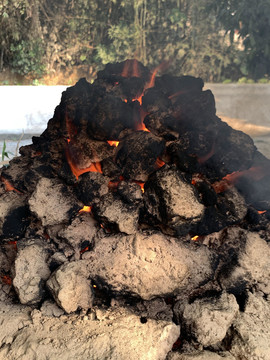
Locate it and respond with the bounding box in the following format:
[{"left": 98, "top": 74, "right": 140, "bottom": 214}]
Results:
[
  {"left": 1, "top": 0, "right": 270, "bottom": 82},
  {"left": 258, "top": 78, "right": 269, "bottom": 84},
  {"left": 1, "top": 140, "right": 12, "bottom": 161},
  {"left": 10, "top": 39, "right": 46, "bottom": 77}
]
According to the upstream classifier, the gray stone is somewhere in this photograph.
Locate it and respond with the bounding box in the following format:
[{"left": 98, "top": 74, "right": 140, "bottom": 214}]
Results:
[
  {"left": 0, "top": 306, "right": 180, "bottom": 360},
  {"left": 178, "top": 292, "right": 239, "bottom": 346},
  {"left": 220, "top": 229, "right": 270, "bottom": 295},
  {"left": 13, "top": 239, "right": 51, "bottom": 305},
  {"left": 0, "top": 301, "right": 32, "bottom": 348},
  {"left": 47, "top": 260, "right": 94, "bottom": 313},
  {"left": 94, "top": 192, "right": 139, "bottom": 234},
  {"left": 40, "top": 300, "right": 64, "bottom": 317},
  {"left": 28, "top": 177, "right": 81, "bottom": 226},
  {"left": 230, "top": 292, "right": 270, "bottom": 360},
  {"left": 57, "top": 212, "right": 97, "bottom": 260},
  {"left": 144, "top": 165, "right": 205, "bottom": 234},
  {"left": 166, "top": 350, "right": 235, "bottom": 360},
  {"left": 83, "top": 231, "right": 214, "bottom": 300}
]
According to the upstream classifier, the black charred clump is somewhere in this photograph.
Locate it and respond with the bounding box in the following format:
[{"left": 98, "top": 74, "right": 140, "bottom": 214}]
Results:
[{"left": 1, "top": 59, "right": 270, "bottom": 243}]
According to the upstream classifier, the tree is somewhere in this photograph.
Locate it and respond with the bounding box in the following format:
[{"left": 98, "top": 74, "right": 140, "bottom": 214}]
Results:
[{"left": 209, "top": 0, "right": 270, "bottom": 79}]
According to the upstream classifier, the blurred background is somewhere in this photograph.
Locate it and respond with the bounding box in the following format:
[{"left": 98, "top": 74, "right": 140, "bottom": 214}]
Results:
[{"left": 1, "top": 0, "right": 270, "bottom": 162}]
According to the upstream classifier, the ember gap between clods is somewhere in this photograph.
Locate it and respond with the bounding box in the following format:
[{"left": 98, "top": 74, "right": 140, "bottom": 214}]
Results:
[{"left": 1, "top": 59, "right": 270, "bottom": 360}]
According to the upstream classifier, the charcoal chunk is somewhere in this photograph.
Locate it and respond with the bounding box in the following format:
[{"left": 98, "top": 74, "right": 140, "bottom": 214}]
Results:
[{"left": 115, "top": 131, "right": 165, "bottom": 181}]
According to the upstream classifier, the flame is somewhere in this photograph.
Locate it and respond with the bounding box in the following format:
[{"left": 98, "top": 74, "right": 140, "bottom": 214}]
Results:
[
  {"left": 66, "top": 147, "right": 102, "bottom": 180},
  {"left": 213, "top": 166, "right": 266, "bottom": 194},
  {"left": 121, "top": 59, "right": 141, "bottom": 78},
  {"left": 0, "top": 176, "right": 22, "bottom": 194},
  {"left": 258, "top": 210, "right": 267, "bottom": 214},
  {"left": 155, "top": 157, "right": 165, "bottom": 169},
  {"left": 223, "top": 167, "right": 265, "bottom": 183},
  {"left": 191, "top": 235, "right": 199, "bottom": 241},
  {"left": 108, "top": 175, "right": 124, "bottom": 190},
  {"left": 107, "top": 140, "right": 119, "bottom": 147},
  {"left": 0, "top": 275, "right": 12, "bottom": 285},
  {"left": 134, "top": 107, "right": 150, "bottom": 132},
  {"left": 79, "top": 206, "right": 92, "bottom": 213},
  {"left": 134, "top": 181, "right": 145, "bottom": 193},
  {"left": 80, "top": 246, "right": 89, "bottom": 254}
]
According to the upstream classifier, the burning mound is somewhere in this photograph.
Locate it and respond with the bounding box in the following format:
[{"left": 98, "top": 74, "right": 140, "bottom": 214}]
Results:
[{"left": 1, "top": 59, "right": 270, "bottom": 360}]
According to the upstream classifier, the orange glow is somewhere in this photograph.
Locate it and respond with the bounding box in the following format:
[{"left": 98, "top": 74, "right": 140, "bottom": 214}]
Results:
[
  {"left": 144, "top": 61, "right": 170, "bottom": 92},
  {"left": 80, "top": 246, "right": 89, "bottom": 254},
  {"left": 168, "top": 90, "right": 186, "bottom": 100},
  {"left": 107, "top": 140, "right": 119, "bottom": 147},
  {"left": 198, "top": 143, "right": 216, "bottom": 164},
  {"left": 212, "top": 167, "right": 266, "bottom": 194},
  {"left": 121, "top": 59, "right": 141, "bottom": 78},
  {"left": 65, "top": 113, "right": 77, "bottom": 141},
  {"left": 258, "top": 210, "right": 267, "bottom": 214},
  {"left": 66, "top": 148, "right": 102, "bottom": 180},
  {"left": 1, "top": 275, "right": 12, "bottom": 286},
  {"left": 155, "top": 157, "right": 165, "bottom": 169},
  {"left": 191, "top": 235, "right": 199, "bottom": 241},
  {"left": 8, "top": 240, "right": 17, "bottom": 250},
  {"left": 223, "top": 167, "right": 265, "bottom": 183},
  {"left": 0, "top": 176, "right": 22, "bottom": 194},
  {"left": 79, "top": 206, "right": 92, "bottom": 213},
  {"left": 134, "top": 181, "right": 145, "bottom": 193},
  {"left": 134, "top": 107, "right": 150, "bottom": 132}
]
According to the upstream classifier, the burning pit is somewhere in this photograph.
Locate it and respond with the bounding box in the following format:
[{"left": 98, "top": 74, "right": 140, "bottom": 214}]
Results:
[{"left": 1, "top": 59, "right": 270, "bottom": 360}]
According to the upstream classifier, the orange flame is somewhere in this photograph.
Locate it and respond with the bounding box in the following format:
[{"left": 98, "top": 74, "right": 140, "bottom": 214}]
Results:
[
  {"left": 79, "top": 206, "right": 92, "bottom": 213},
  {"left": 134, "top": 107, "right": 150, "bottom": 132},
  {"left": 191, "top": 235, "right": 199, "bottom": 241},
  {"left": 66, "top": 148, "right": 102, "bottom": 180},
  {"left": 80, "top": 246, "right": 89, "bottom": 254},
  {"left": 258, "top": 210, "right": 267, "bottom": 214},
  {"left": 121, "top": 59, "right": 141, "bottom": 78},
  {"left": 155, "top": 157, "right": 165, "bottom": 169},
  {"left": 212, "top": 166, "right": 266, "bottom": 194},
  {"left": 0, "top": 176, "right": 22, "bottom": 194},
  {"left": 107, "top": 140, "right": 119, "bottom": 147},
  {"left": 134, "top": 181, "right": 145, "bottom": 193}
]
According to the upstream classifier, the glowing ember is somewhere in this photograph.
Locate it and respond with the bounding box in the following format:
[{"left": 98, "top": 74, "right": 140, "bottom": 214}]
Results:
[
  {"left": 107, "top": 140, "right": 119, "bottom": 147},
  {"left": 155, "top": 157, "right": 165, "bottom": 169},
  {"left": 258, "top": 210, "right": 267, "bottom": 214},
  {"left": 0, "top": 275, "right": 12, "bottom": 286},
  {"left": 134, "top": 181, "right": 145, "bottom": 193},
  {"left": 135, "top": 107, "right": 150, "bottom": 132},
  {"left": 8, "top": 240, "right": 17, "bottom": 250},
  {"left": 80, "top": 246, "right": 89, "bottom": 254},
  {"left": 191, "top": 235, "right": 199, "bottom": 241},
  {"left": 0, "top": 176, "right": 22, "bottom": 194},
  {"left": 79, "top": 206, "right": 92, "bottom": 213},
  {"left": 66, "top": 148, "right": 102, "bottom": 180}
]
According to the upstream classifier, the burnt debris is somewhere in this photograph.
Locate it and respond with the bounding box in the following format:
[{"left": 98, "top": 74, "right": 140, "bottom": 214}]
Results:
[{"left": 1, "top": 59, "right": 270, "bottom": 360}]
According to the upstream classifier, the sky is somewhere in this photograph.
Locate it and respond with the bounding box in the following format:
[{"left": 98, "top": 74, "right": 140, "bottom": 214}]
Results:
[{"left": 0, "top": 86, "right": 66, "bottom": 134}]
